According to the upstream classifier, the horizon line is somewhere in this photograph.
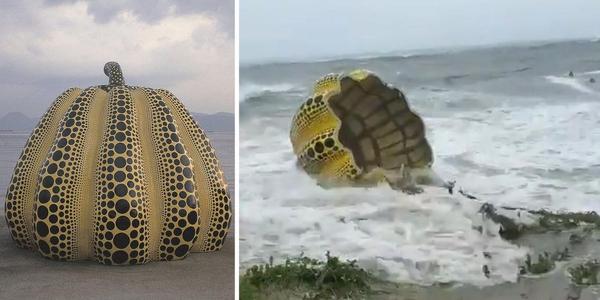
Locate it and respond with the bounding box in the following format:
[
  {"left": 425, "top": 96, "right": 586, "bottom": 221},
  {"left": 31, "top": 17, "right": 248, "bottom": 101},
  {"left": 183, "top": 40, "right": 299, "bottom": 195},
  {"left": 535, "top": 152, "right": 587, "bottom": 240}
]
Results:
[{"left": 240, "top": 36, "right": 599, "bottom": 67}]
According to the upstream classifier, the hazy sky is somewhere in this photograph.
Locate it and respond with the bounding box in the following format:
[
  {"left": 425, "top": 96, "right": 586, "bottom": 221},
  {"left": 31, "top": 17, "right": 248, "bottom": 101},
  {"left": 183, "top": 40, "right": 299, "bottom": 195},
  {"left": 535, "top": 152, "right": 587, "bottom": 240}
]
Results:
[
  {"left": 0, "top": 0, "right": 233, "bottom": 117},
  {"left": 241, "top": 0, "right": 600, "bottom": 64}
]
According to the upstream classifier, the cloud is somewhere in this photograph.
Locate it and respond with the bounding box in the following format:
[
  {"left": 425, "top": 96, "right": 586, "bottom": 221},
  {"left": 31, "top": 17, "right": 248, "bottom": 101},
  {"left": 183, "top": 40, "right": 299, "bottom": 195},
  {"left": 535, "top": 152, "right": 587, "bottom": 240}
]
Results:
[
  {"left": 44, "top": 0, "right": 234, "bottom": 35},
  {"left": 0, "top": 0, "right": 233, "bottom": 116}
]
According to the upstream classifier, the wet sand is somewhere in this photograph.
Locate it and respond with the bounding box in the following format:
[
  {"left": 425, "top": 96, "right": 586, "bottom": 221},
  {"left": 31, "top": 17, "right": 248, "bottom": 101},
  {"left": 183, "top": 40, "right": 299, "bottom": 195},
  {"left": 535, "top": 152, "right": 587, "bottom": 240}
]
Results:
[{"left": 0, "top": 205, "right": 234, "bottom": 299}]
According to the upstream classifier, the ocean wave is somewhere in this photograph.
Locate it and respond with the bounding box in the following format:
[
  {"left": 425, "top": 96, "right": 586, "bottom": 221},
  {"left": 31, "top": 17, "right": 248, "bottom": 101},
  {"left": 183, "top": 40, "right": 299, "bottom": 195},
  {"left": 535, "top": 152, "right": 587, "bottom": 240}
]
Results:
[
  {"left": 583, "top": 70, "right": 600, "bottom": 75},
  {"left": 240, "top": 99, "right": 600, "bottom": 285},
  {"left": 238, "top": 125, "right": 528, "bottom": 286},
  {"left": 545, "top": 75, "right": 596, "bottom": 94},
  {"left": 239, "top": 83, "right": 300, "bottom": 102}
]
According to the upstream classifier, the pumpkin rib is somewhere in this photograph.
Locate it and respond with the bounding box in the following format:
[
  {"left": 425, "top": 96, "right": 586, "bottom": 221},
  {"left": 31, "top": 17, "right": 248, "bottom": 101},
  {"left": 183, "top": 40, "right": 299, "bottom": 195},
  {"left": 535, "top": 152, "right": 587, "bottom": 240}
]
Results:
[
  {"left": 156, "top": 89, "right": 232, "bottom": 252},
  {"left": 77, "top": 87, "right": 109, "bottom": 259},
  {"left": 5, "top": 87, "right": 82, "bottom": 249},
  {"left": 132, "top": 88, "right": 163, "bottom": 262},
  {"left": 139, "top": 87, "right": 201, "bottom": 261},
  {"left": 93, "top": 86, "right": 151, "bottom": 265},
  {"left": 33, "top": 87, "right": 96, "bottom": 260}
]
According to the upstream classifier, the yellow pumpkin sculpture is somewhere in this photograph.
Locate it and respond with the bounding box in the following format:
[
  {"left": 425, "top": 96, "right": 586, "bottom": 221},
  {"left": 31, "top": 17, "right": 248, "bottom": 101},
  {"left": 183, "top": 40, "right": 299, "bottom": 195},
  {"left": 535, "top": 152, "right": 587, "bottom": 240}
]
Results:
[
  {"left": 290, "top": 70, "right": 448, "bottom": 193},
  {"left": 4, "top": 62, "right": 231, "bottom": 264}
]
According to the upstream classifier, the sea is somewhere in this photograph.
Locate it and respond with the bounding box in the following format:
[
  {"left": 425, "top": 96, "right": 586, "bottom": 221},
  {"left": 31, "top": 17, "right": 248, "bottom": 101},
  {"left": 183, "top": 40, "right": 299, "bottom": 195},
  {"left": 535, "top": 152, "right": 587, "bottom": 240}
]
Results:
[{"left": 239, "top": 39, "right": 600, "bottom": 286}]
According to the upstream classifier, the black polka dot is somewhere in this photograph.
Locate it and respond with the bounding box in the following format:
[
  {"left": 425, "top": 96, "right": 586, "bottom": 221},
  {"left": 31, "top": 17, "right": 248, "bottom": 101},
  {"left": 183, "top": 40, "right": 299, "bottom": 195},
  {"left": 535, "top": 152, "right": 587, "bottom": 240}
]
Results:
[
  {"left": 184, "top": 181, "right": 194, "bottom": 193},
  {"left": 180, "top": 155, "right": 190, "bottom": 166},
  {"left": 57, "top": 138, "right": 68, "bottom": 148},
  {"left": 115, "top": 199, "right": 130, "bottom": 213},
  {"left": 315, "top": 142, "right": 324, "bottom": 153},
  {"left": 325, "top": 138, "right": 335, "bottom": 148},
  {"left": 39, "top": 190, "right": 51, "bottom": 203},
  {"left": 37, "top": 206, "right": 48, "bottom": 219},
  {"left": 47, "top": 163, "right": 58, "bottom": 175},
  {"left": 115, "top": 157, "right": 126, "bottom": 168},
  {"left": 52, "top": 151, "right": 63, "bottom": 161},
  {"left": 61, "top": 128, "right": 71, "bottom": 137},
  {"left": 175, "top": 144, "right": 184, "bottom": 154},
  {"left": 114, "top": 171, "right": 126, "bottom": 182},
  {"left": 116, "top": 216, "right": 130, "bottom": 230},
  {"left": 183, "top": 227, "right": 195, "bottom": 242},
  {"left": 186, "top": 195, "right": 197, "bottom": 208},
  {"left": 112, "top": 250, "right": 128, "bottom": 264},
  {"left": 36, "top": 221, "right": 49, "bottom": 237},
  {"left": 183, "top": 168, "right": 193, "bottom": 178},
  {"left": 42, "top": 176, "right": 54, "bottom": 188},
  {"left": 187, "top": 211, "right": 198, "bottom": 224},
  {"left": 114, "top": 233, "right": 130, "bottom": 249},
  {"left": 115, "top": 132, "right": 126, "bottom": 141},
  {"left": 115, "top": 184, "right": 127, "bottom": 197},
  {"left": 38, "top": 240, "right": 50, "bottom": 254},
  {"left": 174, "top": 245, "right": 189, "bottom": 257},
  {"left": 114, "top": 143, "right": 126, "bottom": 154}
]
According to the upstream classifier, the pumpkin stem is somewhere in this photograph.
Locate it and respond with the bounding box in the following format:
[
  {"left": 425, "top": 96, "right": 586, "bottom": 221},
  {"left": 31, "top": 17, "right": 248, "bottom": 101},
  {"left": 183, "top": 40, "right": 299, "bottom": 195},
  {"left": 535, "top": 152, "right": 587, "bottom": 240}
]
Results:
[{"left": 103, "top": 62, "right": 125, "bottom": 85}]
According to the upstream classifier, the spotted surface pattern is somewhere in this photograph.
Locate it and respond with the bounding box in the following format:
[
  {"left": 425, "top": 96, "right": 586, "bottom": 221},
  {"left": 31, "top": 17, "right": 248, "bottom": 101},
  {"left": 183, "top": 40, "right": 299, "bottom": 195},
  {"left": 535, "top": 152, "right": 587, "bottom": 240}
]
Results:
[
  {"left": 144, "top": 88, "right": 200, "bottom": 260},
  {"left": 5, "top": 88, "right": 80, "bottom": 249},
  {"left": 157, "top": 89, "right": 231, "bottom": 252},
  {"left": 290, "top": 95, "right": 331, "bottom": 150},
  {"left": 290, "top": 76, "right": 361, "bottom": 183},
  {"left": 33, "top": 88, "right": 95, "bottom": 260},
  {"left": 104, "top": 62, "right": 125, "bottom": 86},
  {"left": 5, "top": 62, "right": 231, "bottom": 264},
  {"left": 94, "top": 87, "right": 150, "bottom": 265},
  {"left": 297, "top": 129, "right": 338, "bottom": 172},
  {"left": 290, "top": 70, "right": 432, "bottom": 186}
]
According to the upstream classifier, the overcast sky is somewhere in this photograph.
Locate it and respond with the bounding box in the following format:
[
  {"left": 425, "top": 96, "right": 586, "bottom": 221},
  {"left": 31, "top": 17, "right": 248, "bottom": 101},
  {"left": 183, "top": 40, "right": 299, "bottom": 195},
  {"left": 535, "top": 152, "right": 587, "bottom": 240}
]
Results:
[
  {"left": 241, "top": 0, "right": 600, "bottom": 64},
  {"left": 0, "top": 0, "right": 233, "bottom": 117}
]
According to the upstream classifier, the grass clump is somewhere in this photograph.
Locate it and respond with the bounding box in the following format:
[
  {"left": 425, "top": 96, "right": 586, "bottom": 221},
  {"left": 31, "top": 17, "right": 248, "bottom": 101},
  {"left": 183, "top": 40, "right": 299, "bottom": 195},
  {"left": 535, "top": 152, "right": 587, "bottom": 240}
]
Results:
[
  {"left": 240, "top": 252, "right": 378, "bottom": 299},
  {"left": 519, "top": 249, "right": 571, "bottom": 275},
  {"left": 479, "top": 203, "right": 600, "bottom": 241},
  {"left": 568, "top": 260, "right": 600, "bottom": 286},
  {"left": 535, "top": 211, "right": 600, "bottom": 231}
]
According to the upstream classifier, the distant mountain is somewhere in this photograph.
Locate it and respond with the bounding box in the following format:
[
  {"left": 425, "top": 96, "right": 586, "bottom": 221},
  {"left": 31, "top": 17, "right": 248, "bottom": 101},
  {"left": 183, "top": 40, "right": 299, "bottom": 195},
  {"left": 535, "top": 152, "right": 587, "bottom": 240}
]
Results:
[
  {"left": 0, "top": 111, "right": 233, "bottom": 132},
  {"left": 0, "top": 112, "right": 36, "bottom": 131}
]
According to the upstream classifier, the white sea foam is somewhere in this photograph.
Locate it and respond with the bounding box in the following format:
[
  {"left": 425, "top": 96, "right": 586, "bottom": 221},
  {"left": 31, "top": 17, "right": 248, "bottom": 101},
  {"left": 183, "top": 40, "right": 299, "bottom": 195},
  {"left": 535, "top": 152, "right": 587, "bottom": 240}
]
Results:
[
  {"left": 239, "top": 83, "right": 298, "bottom": 102},
  {"left": 545, "top": 75, "right": 596, "bottom": 94},
  {"left": 240, "top": 99, "right": 600, "bottom": 286},
  {"left": 583, "top": 70, "right": 600, "bottom": 75}
]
